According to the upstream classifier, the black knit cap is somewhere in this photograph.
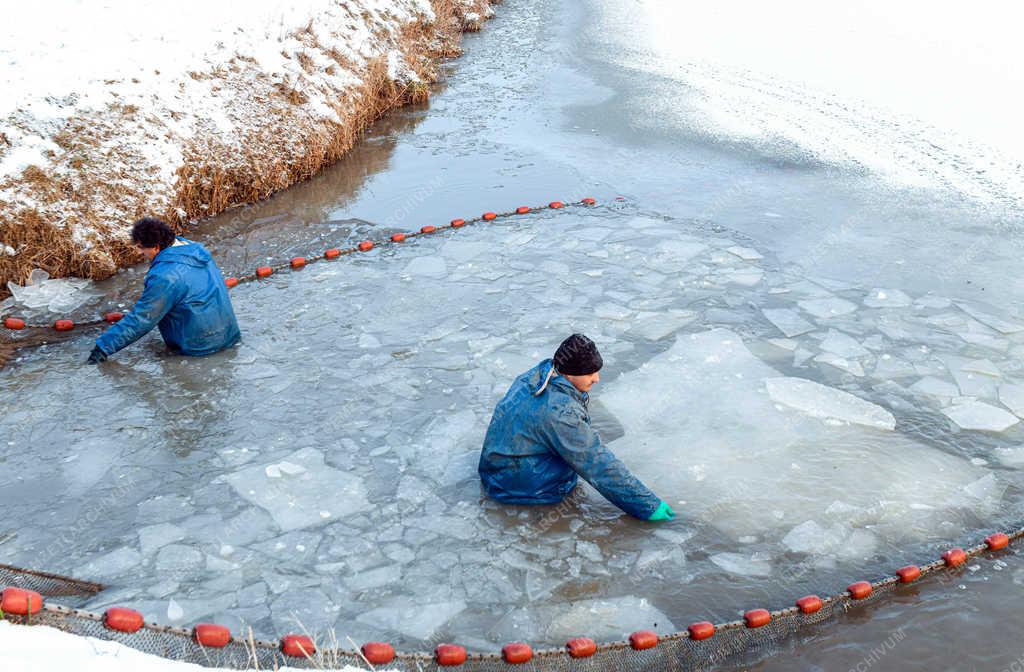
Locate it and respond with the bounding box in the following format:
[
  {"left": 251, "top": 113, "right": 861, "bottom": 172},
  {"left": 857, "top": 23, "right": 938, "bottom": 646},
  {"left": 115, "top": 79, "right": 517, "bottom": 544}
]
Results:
[{"left": 553, "top": 333, "right": 603, "bottom": 376}]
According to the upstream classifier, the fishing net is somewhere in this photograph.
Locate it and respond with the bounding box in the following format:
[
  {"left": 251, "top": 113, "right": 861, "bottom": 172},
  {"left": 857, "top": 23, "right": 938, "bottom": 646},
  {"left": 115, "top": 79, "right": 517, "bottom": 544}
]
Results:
[{"left": 1, "top": 527, "right": 1018, "bottom": 671}]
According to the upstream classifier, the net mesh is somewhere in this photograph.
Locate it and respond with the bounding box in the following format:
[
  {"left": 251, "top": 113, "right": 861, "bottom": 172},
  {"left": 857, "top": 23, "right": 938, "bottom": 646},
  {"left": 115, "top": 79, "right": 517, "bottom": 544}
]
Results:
[{"left": 1, "top": 532, "right": 1015, "bottom": 671}]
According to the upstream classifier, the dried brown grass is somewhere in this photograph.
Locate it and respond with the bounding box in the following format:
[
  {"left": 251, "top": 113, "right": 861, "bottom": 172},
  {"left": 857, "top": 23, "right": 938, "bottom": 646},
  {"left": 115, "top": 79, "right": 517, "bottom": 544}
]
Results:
[{"left": 0, "top": 0, "right": 498, "bottom": 298}]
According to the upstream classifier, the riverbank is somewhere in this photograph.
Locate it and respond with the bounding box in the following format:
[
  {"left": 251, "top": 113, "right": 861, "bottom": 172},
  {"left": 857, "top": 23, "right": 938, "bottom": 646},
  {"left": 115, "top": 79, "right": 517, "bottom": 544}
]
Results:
[{"left": 0, "top": 0, "right": 497, "bottom": 297}]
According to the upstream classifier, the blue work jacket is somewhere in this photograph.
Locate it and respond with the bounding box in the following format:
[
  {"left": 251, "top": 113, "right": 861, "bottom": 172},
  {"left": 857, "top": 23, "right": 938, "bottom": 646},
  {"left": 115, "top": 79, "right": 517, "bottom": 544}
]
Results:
[
  {"left": 96, "top": 238, "right": 240, "bottom": 357},
  {"left": 478, "top": 359, "right": 661, "bottom": 520}
]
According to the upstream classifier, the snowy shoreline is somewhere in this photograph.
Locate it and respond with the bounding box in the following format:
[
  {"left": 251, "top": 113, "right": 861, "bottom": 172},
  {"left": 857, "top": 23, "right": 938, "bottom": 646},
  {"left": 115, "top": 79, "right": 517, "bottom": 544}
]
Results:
[{"left": 0, "top": 0, "right": 498, "bottom": 298}]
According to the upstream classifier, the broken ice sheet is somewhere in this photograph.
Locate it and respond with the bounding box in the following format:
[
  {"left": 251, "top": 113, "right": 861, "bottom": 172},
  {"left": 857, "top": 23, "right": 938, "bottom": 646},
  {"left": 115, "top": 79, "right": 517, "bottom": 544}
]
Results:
[
  {"left": 726, "top": 245, "right": 764, "bottom": 261},
  {"left": 766, "top": 377, "right": 894, "bottom": 430},
  {"left": 798, "top": 297, "right": 858, "bottom": 318},
  {"left": 863, "top": 288, "right": 912, "bottom": 308},
  {"left": 710, "top": 552, "right": 772, "bottom": 577},
  {"left": 762, "top": 308, "right": 814, "bottom": 337},
  {"left": 224, "top": 447, "right": 370, "bottom": 531},
  {"left": 942, "top": 401, "right": 1020, "bottom": 432},
  {"left": 357, "top": 600, "right": 467, "bottom": 641}
]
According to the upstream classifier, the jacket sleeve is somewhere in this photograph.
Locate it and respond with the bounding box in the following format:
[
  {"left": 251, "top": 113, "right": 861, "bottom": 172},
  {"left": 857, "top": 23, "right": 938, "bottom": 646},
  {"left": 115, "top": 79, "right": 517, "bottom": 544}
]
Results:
[
  {"left": 548, "top": 404, "right": 662, "bottom": 520},
  {"left": 95, "top": 272, "right": 180, "bottom": 356}
]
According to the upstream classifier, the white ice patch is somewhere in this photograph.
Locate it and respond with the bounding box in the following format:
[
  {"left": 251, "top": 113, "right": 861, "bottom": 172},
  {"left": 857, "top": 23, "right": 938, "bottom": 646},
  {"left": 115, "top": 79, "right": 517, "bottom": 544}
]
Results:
[
  {"left": 762, "top": 308, "right": 814, "bottom": 337},
  {"left": 765, "top": 378, "right": 894, "bottom": 430},
  {"left": 942, "top": 402, "right": 1020, "bottom": 432},
  {"left": 224, "top": 447, "right": 370, "bottom": 531},
  {"left": 599, "top": 330, "right": 991, "bottom": 543}
]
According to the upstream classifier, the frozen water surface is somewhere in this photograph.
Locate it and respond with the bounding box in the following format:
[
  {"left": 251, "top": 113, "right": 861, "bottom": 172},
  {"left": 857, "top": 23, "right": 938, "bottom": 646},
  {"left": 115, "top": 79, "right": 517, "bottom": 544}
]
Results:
[{"left": 3, "top": 0, "right": 1024, "bottom": 657}]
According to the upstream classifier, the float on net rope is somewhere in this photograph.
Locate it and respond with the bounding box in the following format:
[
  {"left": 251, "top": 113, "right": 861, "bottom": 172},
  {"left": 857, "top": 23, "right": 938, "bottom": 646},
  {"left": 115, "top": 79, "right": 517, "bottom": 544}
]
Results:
[{"left": 0, "top": 198, "right": 599, "bottom": 333}]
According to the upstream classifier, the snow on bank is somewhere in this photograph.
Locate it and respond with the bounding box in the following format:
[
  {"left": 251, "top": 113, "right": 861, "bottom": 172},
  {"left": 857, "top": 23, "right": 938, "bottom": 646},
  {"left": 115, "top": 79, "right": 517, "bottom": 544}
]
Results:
[
  {"left": 0, "top": 621, "right": 385, "bottom": 672},
  {"left": 0, "top": 0, "right": 495, "bottom": 291},
  {"left": 600, "top": 0, "right": 1024, "bottom": 207}
]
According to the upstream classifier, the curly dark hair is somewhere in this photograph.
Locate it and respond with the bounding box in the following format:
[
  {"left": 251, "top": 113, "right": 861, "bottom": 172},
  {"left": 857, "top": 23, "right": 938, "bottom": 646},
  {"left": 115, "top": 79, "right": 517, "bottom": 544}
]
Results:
[{"left": 131, "top": 217, "right": 176, "bottom": 250}]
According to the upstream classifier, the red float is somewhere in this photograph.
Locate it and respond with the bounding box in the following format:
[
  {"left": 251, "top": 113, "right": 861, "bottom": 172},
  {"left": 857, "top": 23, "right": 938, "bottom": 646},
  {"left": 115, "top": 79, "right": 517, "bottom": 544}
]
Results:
[
  {"left": 325, "top": 248, "right": 341, "bottom": 259},
  {"left": 256, "top": 266, "right": 273, "bottom": 278},
  {"left": 943, "top": 548, "right": 967, "bottom": 567},
  {"left": 897, "top": 565, "right": 921, "bottom": 583},
  {"left": 482, "top": 212, "right": 497, "bottom": 221},
  {"left": 421, "top": 225, "right": 437, "bottom": 234},
  {"left": 435, "top": 644, "right": 467, "bottom": 666},
  {"left": 104, "top": 607, "right": 144, "bottom": 633},
  {"left": 629, "top": 630, "right": 658, "bottom": 650},
  {"left": 290, "top": 257, "right": 306, "bottom": 269},
  {"left": 986, "top": 533, "right": 1010, "bottom": 550},
  {"left": 744, "top": 609, "right": 771, "bottom": 628},
  {"left": 581, "top": 197, "right": 596, "bottom": 205},
  {"left": 451, "top": 218, "right": 466, "bottom": 227},
  {"left": 105, "top": 312, "right": 124, "bottom": 323},
  {"left": 54, "top": 319, "right": 74, "bottom": 331},
  {"left": 194, "top": 624, "right": 231, "bottom": 648},
  {"left": 549, "top": 201, "right": 564, "bottom": 209},
  {"left": 280, "top": 634, "right": 315, "bottom": 657},
  {"left": 796, "top": 595, "right": 822, "bottom": 614},
  {"left": 358, "top": 241, "right": 374, "bottom": 252},
  {"left": 515, "top": 206, "right": 530, "bottom": 214},
  {"left": 566, "top": 637, "right": 597, "bottom": 658},
  {"left": 847, "top": 581, "right": 873, "bottom": 600},
  {"left": 391, "top": 233, "right": 407, "bottom": 242},
  {"left": 502, "top": 642, "right": 533, "bottom": 664},
  {"left": 1, "top": 587, "right": 42, "bottom": 615},
  {"left": 687, "top": 621, "right": 715, "bottom": 640},
  {"left": 224, "top": 277, "right": 239, "bottom": 288},
  {"left": 361, "top": 642, "right": 395, "bottom": 665},
  {"left": 3, "top": 317, "right": 25, "bottom": 330}
]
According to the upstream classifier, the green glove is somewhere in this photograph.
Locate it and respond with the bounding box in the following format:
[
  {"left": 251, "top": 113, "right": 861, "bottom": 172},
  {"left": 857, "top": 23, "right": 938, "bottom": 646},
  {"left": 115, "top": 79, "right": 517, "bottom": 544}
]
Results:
[{"left": 648, "top": 501, "right": 675, "bottom": 521}]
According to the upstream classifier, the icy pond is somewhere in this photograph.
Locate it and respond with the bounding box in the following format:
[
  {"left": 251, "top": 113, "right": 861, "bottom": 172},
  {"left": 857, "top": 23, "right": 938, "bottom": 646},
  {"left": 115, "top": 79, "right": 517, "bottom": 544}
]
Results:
[{"left": 2, "top": 0, "right": 1024, "bottom": 665}]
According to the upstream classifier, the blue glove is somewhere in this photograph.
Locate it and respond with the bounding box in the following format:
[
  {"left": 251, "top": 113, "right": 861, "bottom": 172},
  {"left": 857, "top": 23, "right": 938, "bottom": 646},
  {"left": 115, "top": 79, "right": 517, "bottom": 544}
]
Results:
[
  {"left": 86, "top": 346, "right": 107, "bottom": 364},
  {"left": 647, "top": 501, "right": 675, "bottom": 521}
]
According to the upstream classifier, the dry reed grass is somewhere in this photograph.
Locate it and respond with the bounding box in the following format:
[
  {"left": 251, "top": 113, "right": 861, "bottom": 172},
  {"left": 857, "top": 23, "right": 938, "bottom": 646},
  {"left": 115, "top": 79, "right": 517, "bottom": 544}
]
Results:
[{"left": 0, "top": 0, "right": 498, "bottom": 298}]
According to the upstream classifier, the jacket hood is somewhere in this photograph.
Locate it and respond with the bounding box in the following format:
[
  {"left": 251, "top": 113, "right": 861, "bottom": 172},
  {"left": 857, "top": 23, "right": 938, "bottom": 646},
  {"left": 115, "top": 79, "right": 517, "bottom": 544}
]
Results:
[
  {"left": 530, "top": 358, "right": 587, "bottom": 404},
  {"left": 151, "top": 237, "right": 211, "bottom": 269}
]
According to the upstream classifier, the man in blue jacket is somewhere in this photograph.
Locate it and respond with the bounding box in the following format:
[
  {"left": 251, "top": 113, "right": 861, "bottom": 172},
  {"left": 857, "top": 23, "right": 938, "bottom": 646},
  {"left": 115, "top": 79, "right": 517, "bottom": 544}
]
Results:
[
  {"left": 87, "top": 218, "right": 241, "bottom": 363},
  {"left": 479, "top": 334, "right": 675, "bottom": 521}
]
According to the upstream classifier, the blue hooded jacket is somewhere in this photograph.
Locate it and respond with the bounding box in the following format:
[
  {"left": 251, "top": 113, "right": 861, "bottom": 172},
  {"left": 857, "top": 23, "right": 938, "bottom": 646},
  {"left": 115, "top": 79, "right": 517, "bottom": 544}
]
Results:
[
  {"left": 95, "top": 238, "right": 240, "bottom": 357},
  {"left": 478, "top": 359, "right": 661, "bottom": 520}
]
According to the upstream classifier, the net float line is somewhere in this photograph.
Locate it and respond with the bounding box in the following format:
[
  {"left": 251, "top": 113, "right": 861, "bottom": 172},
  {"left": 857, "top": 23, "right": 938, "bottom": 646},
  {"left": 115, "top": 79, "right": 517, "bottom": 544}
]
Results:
[
  {"left": 1, "top": 525, "right": 1020, "bottom": 670},
  {"left": 1, "top": 198, "right": 598, "bottom": 333}
]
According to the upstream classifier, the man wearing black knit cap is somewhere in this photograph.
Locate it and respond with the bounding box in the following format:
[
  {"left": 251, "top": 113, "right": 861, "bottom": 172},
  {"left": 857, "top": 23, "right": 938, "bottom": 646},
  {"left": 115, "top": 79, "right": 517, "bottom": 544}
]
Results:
[{"left": 478, "top": 334, "right": 675, "bottom": 521}]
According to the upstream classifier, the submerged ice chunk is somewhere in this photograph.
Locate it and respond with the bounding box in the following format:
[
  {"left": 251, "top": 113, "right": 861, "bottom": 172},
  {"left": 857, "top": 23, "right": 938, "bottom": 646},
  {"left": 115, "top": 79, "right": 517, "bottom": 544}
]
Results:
[
  {"left": 403, "top": 256, "right": 447, "bottom": 278},
  {"left": 762, "top": 308, "right": 814, "bottom": 337},
  {"left": 630, "top": 310, "right": 697, "bottom": 341},
  {"left": 942, "top": 402, "right": 1020, "bottom": 432},
  {"left": 910, "top": 377, "right": 960, "bottom": 399},
  {"left": 710, "top": 552, "right": 772, "bottom": 577},
  {"left": 357, "top": 600, "right": 467, "bottom": 641},
  {"left": 863, "top": 288, "right": 912, "bottom": 308},
  {"left": 999, "top": 383, "right": 1024, "bottom": 417},
  {"left": 814, "top": 353, "right": 865, "bottom": 377},
  {"left": 819, "top": 330, "right": 869, "bottom": 358},
  {"left": 765, "top": 377, "right": 895, "bottom": 430},
  {"left": 725, "top": 245, "right": 764, "bottom": 261},
  {"left": 546, "top": 596, "right": 675, "bottom": 640},
  {"left": 798, "top": 297, "right": 858, "bottom": 319},
  {"left": 224, "top": 448, "right": 370, "bottom": 531}
]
